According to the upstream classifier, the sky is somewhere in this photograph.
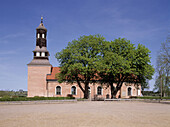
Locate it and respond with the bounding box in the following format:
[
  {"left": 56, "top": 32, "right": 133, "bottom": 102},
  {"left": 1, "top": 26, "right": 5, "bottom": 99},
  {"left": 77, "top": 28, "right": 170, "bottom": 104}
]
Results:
[{"left": 0, "top": 0, "right": 169, "bottom": 91}]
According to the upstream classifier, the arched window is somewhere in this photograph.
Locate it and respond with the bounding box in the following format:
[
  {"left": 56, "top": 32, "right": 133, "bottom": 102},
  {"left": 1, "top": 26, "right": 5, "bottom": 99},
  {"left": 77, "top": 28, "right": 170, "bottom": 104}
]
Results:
[
  {"left": 36, "top": 52, "right": 40, "bottom": 57},
  {"left": 56, "top": 86, "right": 61, "bottom": 95},
  {"left": 138, "top": 89, "right": 140, "bottom": 96},
  {"left": 41, "top": 52, "right": 45, "bottom": 57},
  {"left": 128, "top": 87, "right": 132, "bottom": 96},
  {"left": 42, "top": 34, "right": 45, "bottom": 38},
  {"left": 71, "top": 86, "right": 76, "bottom": 95},
  {"left": 97, "top": 86, "right": 102, "bottom": 95},
  {"left": 37, "top": 33, "right": 40, "bottom": 38}
]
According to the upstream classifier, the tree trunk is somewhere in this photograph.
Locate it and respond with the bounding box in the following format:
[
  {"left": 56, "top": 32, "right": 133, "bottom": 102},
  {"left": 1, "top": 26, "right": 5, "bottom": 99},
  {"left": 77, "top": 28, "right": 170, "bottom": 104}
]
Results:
[
  {"left": 84, "top": 82, "right": 89, "bottom": 99},
  {"left": 112, "top": 82, "right": 123, "bottom": 98},
  {"left": 110, "top": 83, "right": 115, "bottom": 99}
]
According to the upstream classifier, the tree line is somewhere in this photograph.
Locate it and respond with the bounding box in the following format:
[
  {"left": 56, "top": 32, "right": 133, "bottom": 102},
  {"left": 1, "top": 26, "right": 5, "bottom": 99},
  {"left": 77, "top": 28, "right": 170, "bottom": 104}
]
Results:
[{"left": 56, "top": 35, "right": 154, "bottom": 99}]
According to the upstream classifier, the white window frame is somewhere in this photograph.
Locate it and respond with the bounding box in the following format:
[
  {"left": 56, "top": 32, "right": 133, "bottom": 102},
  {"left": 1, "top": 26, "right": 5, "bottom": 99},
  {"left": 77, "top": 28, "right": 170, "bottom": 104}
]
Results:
[
  {"left": 56, "top": 86, "right": 62, "bottom": 95},
  {"left": 71, "top": 86, "right": 77, "bottom": 95},
  {"left": 97, "top": 86, "right": 102, "bottom": 95}
]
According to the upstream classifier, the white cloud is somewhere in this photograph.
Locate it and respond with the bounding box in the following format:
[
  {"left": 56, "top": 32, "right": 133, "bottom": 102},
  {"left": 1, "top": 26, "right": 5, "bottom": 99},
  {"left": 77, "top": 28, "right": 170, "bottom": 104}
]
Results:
[
  {"left": 0, "top": 33, "right": 25, "bottom": 44},
  {"left": 0, "top": 50, "right": 17, "bottom": 55}
]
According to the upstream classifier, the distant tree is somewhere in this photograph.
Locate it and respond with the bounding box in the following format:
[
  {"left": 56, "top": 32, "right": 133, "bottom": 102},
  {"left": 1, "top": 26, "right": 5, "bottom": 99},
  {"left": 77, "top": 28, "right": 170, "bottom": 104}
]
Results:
[
  {"left": 56, "top": 35, "right": 105, "bottom": 99},
  {"left": 154, "top": 39, "right": 170, "bottom": 97},
  {"left": 99, "top": 38, "right": 154, "bottom": 98}
]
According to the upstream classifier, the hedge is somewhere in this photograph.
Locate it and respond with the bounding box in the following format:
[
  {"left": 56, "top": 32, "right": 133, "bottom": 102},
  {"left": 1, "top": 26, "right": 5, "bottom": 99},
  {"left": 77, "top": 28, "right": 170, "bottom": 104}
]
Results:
[{"left": 0, "top": 96, "right": 75, "bottom": 101}]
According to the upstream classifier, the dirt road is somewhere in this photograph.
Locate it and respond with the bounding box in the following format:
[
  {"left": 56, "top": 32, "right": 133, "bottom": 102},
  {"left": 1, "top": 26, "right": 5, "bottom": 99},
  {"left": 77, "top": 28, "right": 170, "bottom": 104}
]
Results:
[{"left": 0, "top": 101, "right": 169, "bottom": 127}]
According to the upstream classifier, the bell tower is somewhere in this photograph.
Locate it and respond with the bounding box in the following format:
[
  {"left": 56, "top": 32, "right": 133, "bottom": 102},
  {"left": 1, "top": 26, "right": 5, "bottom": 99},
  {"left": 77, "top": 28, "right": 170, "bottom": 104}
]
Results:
[
  {"left": 30, "top": 17, "right": 50, "bottom": 64},
  {"left": 27, "top": 17, "right": 51, "bottom": 97}
]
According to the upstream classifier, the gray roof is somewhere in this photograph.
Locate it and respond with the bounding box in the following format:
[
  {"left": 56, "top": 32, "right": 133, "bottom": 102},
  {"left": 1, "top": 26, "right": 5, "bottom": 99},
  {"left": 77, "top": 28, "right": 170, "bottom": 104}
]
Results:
[
  {"left": 33, "top": 46, "right": 48, "bottom": 52},
  {"left": 36, "top": 23, "right": 47, "bottom": 31},
  {"left": 28, "top": 59, "right": 51, "bottom": 66}
]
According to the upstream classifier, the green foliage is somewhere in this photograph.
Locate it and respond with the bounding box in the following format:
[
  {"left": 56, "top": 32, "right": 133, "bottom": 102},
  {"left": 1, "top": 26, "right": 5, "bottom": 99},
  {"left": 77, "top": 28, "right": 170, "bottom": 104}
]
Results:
[
  {"left": 135, "top": 44, "right": 155, "bottom": 83},
  {"left": 56, "top": 35, "right": 154, "bottom": 99},
  {"left": 0, "top": 96, "right": 75, "bottom": 101},
  {"left": 99, "top": 38, "right": 154, "bottom": 98},
  {"left": 0, "top": 90, "right": 27, "bottom": 97},
  {"left": 142, "top": 91, "right": 160, "bottom": 96},
  {"left": 56, "top": 35, "right": 106, "bottom": 98}
]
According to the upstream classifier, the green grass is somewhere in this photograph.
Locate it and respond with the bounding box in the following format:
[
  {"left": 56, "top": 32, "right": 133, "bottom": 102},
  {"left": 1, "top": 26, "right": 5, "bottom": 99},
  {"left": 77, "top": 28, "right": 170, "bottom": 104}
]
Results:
[
  {"left": 0, "top": 96, "right": 75, "bottom": 101},
  {"left": 137, "top": 96, "right": 170, "bottom": 99}
]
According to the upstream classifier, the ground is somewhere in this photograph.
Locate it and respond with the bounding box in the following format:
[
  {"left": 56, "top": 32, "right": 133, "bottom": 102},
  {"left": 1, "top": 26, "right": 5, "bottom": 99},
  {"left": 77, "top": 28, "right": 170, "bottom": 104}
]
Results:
[{"left": 0, "top": 101, "right": 170, "bottom": 127}]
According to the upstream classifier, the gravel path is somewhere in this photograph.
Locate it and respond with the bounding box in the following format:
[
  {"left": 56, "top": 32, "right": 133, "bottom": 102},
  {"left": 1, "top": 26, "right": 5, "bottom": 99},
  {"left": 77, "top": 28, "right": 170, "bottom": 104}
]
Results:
[{"left": 0, "top": 101, "right": 169, "bottom": 127}]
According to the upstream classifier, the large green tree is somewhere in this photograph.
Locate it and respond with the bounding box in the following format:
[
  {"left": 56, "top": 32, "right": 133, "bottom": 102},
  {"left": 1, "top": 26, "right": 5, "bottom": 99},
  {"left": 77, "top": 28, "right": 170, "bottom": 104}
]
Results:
[
  {"left": 56, "top": 36, "right": 154, "bottom": 99},
  {"left": 99, "top": 38, "right": 154, "bottom": 98},
  {"left": 56, "top": 35, "right": 105, "bottom": 99}
]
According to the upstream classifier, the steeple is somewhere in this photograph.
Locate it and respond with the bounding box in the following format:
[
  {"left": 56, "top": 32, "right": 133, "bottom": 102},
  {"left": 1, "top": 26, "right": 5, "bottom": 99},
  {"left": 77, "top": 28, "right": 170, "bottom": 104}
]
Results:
[
  {"left": 41, "top": 16, "right": 43, "bottom": 23},
  {"left": 36, "top": 16, "right": 47, "bottom": 48},
  {"left": 28, "top": 17, "right": 51, "bottom": 66}
]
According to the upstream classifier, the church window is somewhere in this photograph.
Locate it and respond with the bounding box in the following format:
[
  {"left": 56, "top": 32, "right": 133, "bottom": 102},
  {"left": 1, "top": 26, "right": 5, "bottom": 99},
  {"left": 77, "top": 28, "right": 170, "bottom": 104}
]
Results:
[
  {"left": 56, "top": 86, "right": 61, "bottom": 95},
  {"left": 97, "top": 86, "right": 102, "bottom": 95},
  {"left": 88, "top": 86, "right": 91, "bottom": 94},
  {"left": 41, "top": 52, "right": 45, "bottom": 57},
  {"left": 128, "top": 87, "right": 132, "bottom": 96},
  {"left": 71, "top": 86, "right": 76, "bottom": 95},
  {"left": 138, "top": 89, "right": 140, "bottom": 96},
  {"left": 37, "top": 33, "right": 40, "bottom": 38},
  {"left": 36, "top": 52, "right": 40, "bottom": 57},
  {"left": 42, "top": 34, "right": 45, "bottom": 38}
]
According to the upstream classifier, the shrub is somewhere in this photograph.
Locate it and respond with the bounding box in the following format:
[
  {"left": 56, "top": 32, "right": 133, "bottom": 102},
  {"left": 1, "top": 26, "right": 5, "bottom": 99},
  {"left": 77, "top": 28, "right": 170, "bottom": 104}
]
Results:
[
  {"left": 0, "top": 96, "right": 75, "bottom": 101},
  {"left": 67, "top": 94, "right": 73, "bottom": 98}
]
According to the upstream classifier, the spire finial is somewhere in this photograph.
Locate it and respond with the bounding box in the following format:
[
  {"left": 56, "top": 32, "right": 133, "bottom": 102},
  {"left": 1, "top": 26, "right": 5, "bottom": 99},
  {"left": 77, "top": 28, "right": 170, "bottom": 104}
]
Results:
[{"left": 41, "top": 16, "right": 43, "bottom": 23}]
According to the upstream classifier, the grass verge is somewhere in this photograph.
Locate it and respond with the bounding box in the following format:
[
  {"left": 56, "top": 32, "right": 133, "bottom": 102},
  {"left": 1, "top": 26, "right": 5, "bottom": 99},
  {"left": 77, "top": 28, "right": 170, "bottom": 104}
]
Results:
[
  {"left": 137, "top": 96, "right": 170, "bottom": 99},
  {"left": 0, "top": 96, "right": 75, "bottom": 101}
]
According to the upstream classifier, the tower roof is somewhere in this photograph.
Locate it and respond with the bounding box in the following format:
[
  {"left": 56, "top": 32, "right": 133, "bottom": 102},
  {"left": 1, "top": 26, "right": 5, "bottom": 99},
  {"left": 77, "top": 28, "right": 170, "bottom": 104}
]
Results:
[
  {"left": 28, "top": 59, "right": 51, "bottom": 66},
  {"left": 36, "top": 17, "right": 47, "bottom": 31}
]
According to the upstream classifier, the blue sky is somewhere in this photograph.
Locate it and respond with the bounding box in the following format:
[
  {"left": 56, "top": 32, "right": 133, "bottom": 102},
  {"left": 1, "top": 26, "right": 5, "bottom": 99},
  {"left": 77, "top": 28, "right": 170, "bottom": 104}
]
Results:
[{"left": 0, "top": 0, "right": 169, "bottom": 91}]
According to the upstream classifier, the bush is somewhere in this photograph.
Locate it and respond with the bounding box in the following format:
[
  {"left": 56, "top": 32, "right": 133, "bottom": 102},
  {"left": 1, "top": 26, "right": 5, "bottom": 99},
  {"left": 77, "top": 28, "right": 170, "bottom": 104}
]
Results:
[
  {"left": 0, "top": 96, "right": 75, "bottom": 101},
  {"left": 129, "top": 96, "right": 137, "bottom": 99},
  {"left": 67, "top": 94, "right": 73, "bottom": 97}
]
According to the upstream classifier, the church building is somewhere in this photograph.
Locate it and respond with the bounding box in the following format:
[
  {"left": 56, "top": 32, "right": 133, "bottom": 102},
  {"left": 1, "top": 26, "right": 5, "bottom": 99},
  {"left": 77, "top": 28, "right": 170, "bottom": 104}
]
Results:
[{"left": 27, "top": 18, "right": 141, "bottom": 99}]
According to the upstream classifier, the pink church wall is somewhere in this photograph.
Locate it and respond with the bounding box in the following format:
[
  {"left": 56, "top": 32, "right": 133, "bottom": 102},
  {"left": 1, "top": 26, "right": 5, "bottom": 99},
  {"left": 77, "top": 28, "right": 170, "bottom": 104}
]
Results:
[
  {"left": 27, "top": 65, "right": 51, "bottom": 97},
  {"left": 28, "top": 66, "right": 141, "bottom": 99}
]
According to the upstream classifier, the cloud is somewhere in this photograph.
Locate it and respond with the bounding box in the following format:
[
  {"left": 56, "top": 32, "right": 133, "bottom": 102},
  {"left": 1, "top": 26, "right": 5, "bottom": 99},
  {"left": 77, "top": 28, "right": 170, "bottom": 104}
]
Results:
[
  {"left": 0, "top": 33, "right": 25, "bottom": 44},
  {"left": 0, "top": 50, "right": 17, "bottom": 55}
]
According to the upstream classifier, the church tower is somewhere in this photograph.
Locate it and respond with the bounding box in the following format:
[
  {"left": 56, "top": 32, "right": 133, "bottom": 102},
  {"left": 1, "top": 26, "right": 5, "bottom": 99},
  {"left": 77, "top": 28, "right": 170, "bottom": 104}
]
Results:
[{"left": 27, "top": 17, "right": 51, "bottom": 97}]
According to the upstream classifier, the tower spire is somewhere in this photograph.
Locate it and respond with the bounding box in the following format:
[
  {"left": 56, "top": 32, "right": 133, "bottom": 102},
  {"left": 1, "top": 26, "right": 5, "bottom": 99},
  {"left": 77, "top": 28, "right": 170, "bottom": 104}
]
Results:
[
  {"left": 28, "top": 18, "right": 50, "bottom": 65},
  {"left": 41, "top": 16, "right": 43, "bottom": 23}
]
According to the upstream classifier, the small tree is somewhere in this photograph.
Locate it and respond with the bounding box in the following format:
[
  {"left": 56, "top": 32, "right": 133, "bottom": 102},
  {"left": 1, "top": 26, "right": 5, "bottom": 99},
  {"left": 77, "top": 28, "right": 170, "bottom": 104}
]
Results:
[{"left": 154, "top": 39, "right": 170, "bottom": 97}]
